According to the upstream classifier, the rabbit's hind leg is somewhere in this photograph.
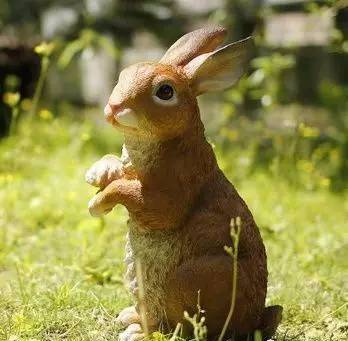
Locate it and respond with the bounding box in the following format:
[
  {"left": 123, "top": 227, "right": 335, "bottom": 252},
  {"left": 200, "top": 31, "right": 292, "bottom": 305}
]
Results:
[{"left": 164, "top": 255, "right": 265, "bottom": 338}]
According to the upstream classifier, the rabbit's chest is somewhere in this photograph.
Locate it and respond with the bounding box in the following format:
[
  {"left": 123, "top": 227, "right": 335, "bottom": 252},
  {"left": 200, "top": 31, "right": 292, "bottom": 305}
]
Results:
[{"left": 124, "top": 222, "right": 185, "bottom": 319}]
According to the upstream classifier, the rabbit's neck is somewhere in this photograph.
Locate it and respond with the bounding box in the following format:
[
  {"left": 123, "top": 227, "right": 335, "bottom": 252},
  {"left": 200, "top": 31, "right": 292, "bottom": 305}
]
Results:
[
  {"left": 122, "top": 122, "right": 215, "bottom": 177},
  {"left": 122, "top": 136, "right": 161, "bottom": 172}
]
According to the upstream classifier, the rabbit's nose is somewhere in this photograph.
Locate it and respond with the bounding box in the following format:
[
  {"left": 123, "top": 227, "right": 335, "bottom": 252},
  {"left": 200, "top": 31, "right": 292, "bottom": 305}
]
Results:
[
  {"left": 104, "top": 103, "right": 122, "bottom": 121},
  {"left": 104, "top": 104, "right": 113, "bottom": 118}
]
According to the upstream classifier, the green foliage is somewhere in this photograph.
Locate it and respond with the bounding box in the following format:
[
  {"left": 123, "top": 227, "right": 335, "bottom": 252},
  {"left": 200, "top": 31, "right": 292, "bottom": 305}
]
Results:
[
  {"left": 0, "top": 116, "right": 129, "bottom": 339},
  {"left": 223, "top": 52, "right": 295, "bottom": 112},
  {"left": 217, "top": 109, "right": 348, "bottom": 192},
  {"left": 249, "top": 53, "right": 296, "bottom": 107},
  {"left": 220, "top": 50, "right": 347, "bottom": 192},
  {"left": 58, "top": 29, "right": 120, "bottom": 68},
  {"left": 215, "top": 0, "right": 348, "bottom": 192}
]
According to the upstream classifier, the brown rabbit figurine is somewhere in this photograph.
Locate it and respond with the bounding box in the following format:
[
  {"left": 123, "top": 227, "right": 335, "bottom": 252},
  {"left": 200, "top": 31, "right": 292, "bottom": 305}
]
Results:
[{"left": 86, "top": 26, "right": 282, "bottom": 341}]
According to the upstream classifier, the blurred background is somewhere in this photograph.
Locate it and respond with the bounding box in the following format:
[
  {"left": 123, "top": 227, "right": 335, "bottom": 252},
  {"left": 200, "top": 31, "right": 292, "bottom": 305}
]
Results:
[
  {"left": 1, "top": 0, "right": 347, "bottom": 190},
  {"left": 0, "top": 1, "right": 347, "bottom": 340}
]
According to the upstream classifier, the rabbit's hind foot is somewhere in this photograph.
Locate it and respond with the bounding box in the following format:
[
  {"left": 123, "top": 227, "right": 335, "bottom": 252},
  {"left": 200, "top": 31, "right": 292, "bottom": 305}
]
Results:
[
  {"left": 116, "top": 307, "right": 144, "bottom": 341},
  {"left": 118, "top": 323, "right": 144, "bottom": 341},
  {"left": 116, "top": 306, "right": 140, "bottom": 327}
]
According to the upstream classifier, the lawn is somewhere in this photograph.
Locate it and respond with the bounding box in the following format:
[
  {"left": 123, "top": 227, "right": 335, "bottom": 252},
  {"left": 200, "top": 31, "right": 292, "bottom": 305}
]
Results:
[{"left": 0, "top": 115, "right": 347, "bottom": 340}]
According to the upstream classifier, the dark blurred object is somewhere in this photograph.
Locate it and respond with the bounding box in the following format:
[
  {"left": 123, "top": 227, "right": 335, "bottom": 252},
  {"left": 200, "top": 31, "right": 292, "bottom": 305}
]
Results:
[
  {"left": 334, "top": 5, "right": 348, "bottom": 85},
  {"left": 0, "top": 36, "right": 40, "bottom": 137},
  {"left": 84, "top": 0, "right": 188, "bottom": 46},
  {"left": 0, "top": 0, "right": 187, "bottom": 46},
  {"left": 0, "top": 0, "right": 188, "bottom": 132},
  {"left": 224, "top": 0, "right": 263, "bottom": 40}
]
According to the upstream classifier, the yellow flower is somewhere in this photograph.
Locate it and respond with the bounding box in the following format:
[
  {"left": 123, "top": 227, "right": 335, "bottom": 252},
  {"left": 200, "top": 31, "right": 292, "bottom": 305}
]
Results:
[
  {"left": 319, "top": 177, "right": 330, "bottom": 188},
  {"left": 39, "top": 109, "right": 53, "bottom": 120},
  {"left": 3, "top": 92, "right": 20, "bottom": 107},
  {"left": 330, "top": 149, "right": 340, "bottom": 162},
  {"left": 81, "top": 132, "right": 91, "bottom": 141},
  {"left": 299, "top": 123, "right": 320, "bottom": 138},
  {"left": 0, "top": 173, "right": 15, "bottom": 185},
  {"left": 6, "top": 174, "right": 14, "bottom": 182},
  {"left": 34, "top": 146, "right": 43, "bottom": 155},
  {"left": 34, "top": 42, "right": 55, "bottom": 57},
  {"left": 297, "top": 160, "right": 314, "bottom": 173},
  {"left": 67, "top": 191, "right": 77, "bottom": 201},
  {"left": 227, "top": 129, "right": 239, "bottom": 141},
  {"left": 20, "top": 98, "right": 32, "bottom": 111},
  {"left": 223, "top": 105, "right": 235, "bottom": 118},
  {"left": 221, "top": 128, "right": 239, "bottom": 141}
]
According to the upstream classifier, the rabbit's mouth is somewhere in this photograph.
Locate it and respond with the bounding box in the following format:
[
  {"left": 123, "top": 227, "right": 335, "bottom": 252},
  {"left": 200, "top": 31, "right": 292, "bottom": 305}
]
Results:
[{"left": 104, "top": 104, "right": 140, "bottom": 134}]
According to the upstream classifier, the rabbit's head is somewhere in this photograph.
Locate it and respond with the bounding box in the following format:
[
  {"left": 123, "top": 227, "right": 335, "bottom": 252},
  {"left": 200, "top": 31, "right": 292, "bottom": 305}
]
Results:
[{"left": 104, "top": 26, "right": 252, "bottom": 139}]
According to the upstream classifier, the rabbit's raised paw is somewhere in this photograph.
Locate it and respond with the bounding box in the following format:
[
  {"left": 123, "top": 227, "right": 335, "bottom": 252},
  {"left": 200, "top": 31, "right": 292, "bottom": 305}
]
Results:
[{"left": 85, "top": 154, "right": 123, "bottom": 189}]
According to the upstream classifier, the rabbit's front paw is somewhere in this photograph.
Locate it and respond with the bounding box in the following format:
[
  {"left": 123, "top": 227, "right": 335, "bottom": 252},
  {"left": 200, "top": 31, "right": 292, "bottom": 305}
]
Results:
[
  {"left": 85, "top": 155, "right": 123, "bottom": 189},
  {"left": 88, "top": 194, "right": 113, "bottom": 217}
]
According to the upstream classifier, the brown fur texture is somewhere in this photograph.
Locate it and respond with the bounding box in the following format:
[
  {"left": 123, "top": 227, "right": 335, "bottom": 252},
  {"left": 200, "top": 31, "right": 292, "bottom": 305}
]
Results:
[{"left": 86, "top": 26, "right": 282, "bottom": 340}]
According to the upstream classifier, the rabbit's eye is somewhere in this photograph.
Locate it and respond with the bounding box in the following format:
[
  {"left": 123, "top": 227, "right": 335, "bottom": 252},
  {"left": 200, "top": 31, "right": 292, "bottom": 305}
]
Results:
[
  {"left": 152, "top": 83, "right": 178, "bottom": 106},
  {"left": 155, "top": 84, "right": 174, "bottom": 100}
]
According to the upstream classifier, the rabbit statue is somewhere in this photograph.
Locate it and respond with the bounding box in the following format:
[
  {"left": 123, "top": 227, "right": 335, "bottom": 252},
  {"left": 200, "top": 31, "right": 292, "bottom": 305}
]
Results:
[{"left": 86, "top": 26, "right": 282, "bottom": 341}]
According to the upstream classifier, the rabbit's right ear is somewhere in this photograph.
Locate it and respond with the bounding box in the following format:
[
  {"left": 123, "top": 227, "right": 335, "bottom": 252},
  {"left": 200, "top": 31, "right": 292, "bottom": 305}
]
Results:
[{"left": 160, "top": 26, "right": 227, "bottom": 67}]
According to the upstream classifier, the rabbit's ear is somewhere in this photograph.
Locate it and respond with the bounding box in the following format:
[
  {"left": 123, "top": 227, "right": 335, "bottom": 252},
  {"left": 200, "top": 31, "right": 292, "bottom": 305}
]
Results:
[
  {"left": 184, "top": 37, "right": 253, "bottom": 95},
  {"left": 160, "top": 26, "right": 227, "bottom": 66}
]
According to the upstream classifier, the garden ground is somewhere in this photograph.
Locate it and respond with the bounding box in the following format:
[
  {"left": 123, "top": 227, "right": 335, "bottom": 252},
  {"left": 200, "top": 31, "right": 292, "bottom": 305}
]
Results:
[{"left": 0, "top": 116, "right": 347, "bottom": 340}]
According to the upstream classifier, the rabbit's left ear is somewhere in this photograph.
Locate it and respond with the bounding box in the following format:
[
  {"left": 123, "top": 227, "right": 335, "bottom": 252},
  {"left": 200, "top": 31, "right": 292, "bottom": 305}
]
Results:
[
  {"left": 160, "top": 26, "right": 227, "bottom": 67},
  {"left": 184, "top": 37, "right": 253, "bottom": 96}
]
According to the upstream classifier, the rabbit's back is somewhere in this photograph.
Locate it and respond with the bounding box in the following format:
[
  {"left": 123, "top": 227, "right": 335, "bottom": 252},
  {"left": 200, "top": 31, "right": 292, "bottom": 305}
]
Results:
[{"left": 186, "top": 170, "right": 267, "bottom": 263}]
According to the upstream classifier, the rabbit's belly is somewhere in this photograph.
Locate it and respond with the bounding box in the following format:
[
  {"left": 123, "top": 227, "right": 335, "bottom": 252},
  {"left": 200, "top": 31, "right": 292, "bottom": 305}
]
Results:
[{"left": 124, "top": 222, "right": 185, "bottom": 320}]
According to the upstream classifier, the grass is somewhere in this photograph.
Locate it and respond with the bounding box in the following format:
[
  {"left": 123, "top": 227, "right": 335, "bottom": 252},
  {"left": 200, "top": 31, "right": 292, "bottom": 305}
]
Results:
[{"left": 0, "top": 115, "right": 347, "bottom": 340}]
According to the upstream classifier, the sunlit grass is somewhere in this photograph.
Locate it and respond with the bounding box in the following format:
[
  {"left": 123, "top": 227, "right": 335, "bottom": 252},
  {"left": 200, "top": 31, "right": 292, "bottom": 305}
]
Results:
[{"left": 0, "top": 117, "right": 347, "bottom": 340}]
